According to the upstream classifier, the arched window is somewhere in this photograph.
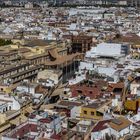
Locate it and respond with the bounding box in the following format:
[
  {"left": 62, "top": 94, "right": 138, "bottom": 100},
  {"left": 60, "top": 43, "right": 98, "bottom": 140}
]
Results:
[
  {"left": 5, "top": 107, "right": 8, "bottom": 111},
  {"left": 3, "top": 108, "right": 5, "bottom": 113},
  {"left": 9, "top": 106, "right": 11, "bottom": 110}
]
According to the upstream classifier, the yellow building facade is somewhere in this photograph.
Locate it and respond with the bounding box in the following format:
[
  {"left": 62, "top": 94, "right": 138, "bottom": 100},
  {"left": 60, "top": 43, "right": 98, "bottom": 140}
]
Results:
[
  {"left": 80, "top": 100, "right": 111, "bottom": 121},
  {"left": 80, "top": 106, "right": 103, "bottom": 121},
  {"left": 0, "top": 85, "right": 12, "bottom": 94},
  {"left": 125, "top": 98, "right": 140, "bottom": 111}
]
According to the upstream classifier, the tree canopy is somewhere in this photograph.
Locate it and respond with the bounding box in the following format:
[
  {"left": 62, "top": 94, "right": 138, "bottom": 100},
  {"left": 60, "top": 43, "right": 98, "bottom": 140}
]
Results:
[{"left": 0, "top": 39, "right": 12, "bottom": 46}]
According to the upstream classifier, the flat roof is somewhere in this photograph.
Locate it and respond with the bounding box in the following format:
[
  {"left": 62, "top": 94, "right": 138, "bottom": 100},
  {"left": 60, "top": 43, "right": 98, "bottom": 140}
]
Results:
[{"left": 83, "top": 100, "right": 109, "bottom": 109}]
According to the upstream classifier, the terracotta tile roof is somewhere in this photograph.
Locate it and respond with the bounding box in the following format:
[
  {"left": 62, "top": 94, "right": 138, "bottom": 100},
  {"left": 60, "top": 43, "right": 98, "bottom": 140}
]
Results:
[
  {"left": 50, "top": 133, "right": 62, "bottom": 140},
  {"left": 95, "top": 80, "right": 108, "bottom": 88},
  {"left": 107, "top": 82, "right": 124, "bottom": 92},
  {"left": 56, "top": 100, "right": 82, "bottom": 107},
  {"left": 109, "top": 117, "right": 132, "bottom": 132},
  {"left": 25, "top": 39, "right": 53, "bottom": 47},
  {"left": 11, "top": 123, "right": 37, "bottom": 138},
  {"left": 63, "top": 35, "right": 92, "bottom": 41},
  {"left": 70, "top": 84, "right": 102, "bottom": 99},
  {"left": 113, "top": 34, "right": 140, "bottom": 45},
  {"left": 35, "top": 85, "right": 48, "bottom": 94},
  {"left": 136, "top": 120, "right": 140, "bottom": 124},
  {"left": 92, "top": 120, "right": 111, "bottom": 132},
  {"left": 39, "top": 118, "right": 54, "bottom": 123}
]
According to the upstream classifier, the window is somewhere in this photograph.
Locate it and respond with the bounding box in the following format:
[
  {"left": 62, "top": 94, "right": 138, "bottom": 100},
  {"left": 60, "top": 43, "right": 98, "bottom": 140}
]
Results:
[
  {"left": 96, "top": 111, "right": 103, "bottom": 116},
  {"left": 82, "top": 127, "right": 87, "bottom": 131},
  {"left": 91, "top": 111, "right": 94, "bottom": 116},
  {"left": 89, "top": 91, "right": 92, "bottom": 94},
  {"left": 84, "top": 111, "right": 87, "bottom": 114},
  {"left": 77, "top": 90, "right": 82, "bottom": 93},
  {"left": 9, "top": 106, "right": 11, "bottom": 110}
]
